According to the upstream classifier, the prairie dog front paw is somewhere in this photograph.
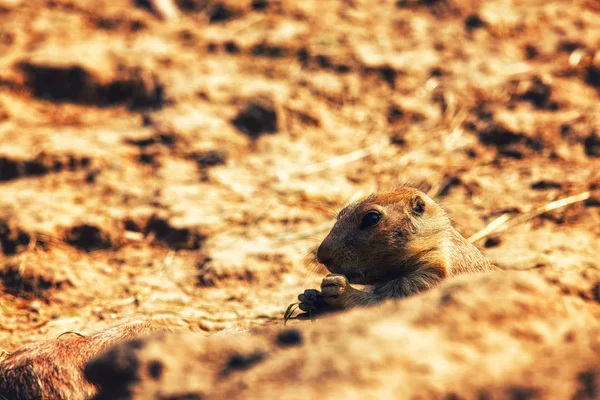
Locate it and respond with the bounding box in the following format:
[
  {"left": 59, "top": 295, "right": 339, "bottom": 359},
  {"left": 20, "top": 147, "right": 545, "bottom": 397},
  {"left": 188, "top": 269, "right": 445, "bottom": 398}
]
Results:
[{"left": 320, "top": 274, "right": 350, "bottom": 309}]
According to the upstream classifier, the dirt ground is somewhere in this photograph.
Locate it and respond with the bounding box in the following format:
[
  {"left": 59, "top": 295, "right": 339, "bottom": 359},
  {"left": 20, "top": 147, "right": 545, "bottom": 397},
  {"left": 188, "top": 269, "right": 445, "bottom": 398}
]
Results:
[{"left": 0, "top": 0, "right": 599, "bottom": 365}]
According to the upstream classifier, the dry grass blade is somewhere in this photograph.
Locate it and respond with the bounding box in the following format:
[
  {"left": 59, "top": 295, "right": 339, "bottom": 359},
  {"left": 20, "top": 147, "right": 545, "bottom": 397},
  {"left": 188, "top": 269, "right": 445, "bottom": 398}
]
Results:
[
  {"left": 57, "top": 331, "right": 86, "bottom": 339},
  {"left": 229, "top": 13, "right": 266, "bottom": 36},
  {"left": 467, "top": 214, "right": 510, "bottom": 244},
  {"left": 469, "top": 191, "right": 591, "bottom": 244},
  {"left": 283, "top": 303, "right": 300, "bottom": 326}
]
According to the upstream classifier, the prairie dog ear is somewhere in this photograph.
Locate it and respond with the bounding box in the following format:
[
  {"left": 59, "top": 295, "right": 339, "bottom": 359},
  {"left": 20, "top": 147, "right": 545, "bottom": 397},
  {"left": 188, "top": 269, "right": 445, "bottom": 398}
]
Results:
[{"left": 410, "top": 194, "right": 426, "bottom": 216}]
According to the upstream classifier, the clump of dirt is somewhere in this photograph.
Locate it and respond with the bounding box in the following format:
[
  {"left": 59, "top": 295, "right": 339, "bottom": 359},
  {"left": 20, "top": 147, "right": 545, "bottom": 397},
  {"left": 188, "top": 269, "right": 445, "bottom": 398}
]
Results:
[
  {"left": 136, "top": 151, "right": 161, "bottom": 167},
  {"left": 64, "top": 224, "right": 113, "bottom": 252},
  {"left": 476, "top": 121, "right": 542, "bottom": 160},
  {"left": 0, "top": 219, "right": 30, "bottom": 255},
  {"left": 232, "top": 97, "right": 278, "bottom": 138},
  {"left": 124, "top": 215, "right": 206, "bottom": 250},
  {"left": 20, "top": 62, "right": 167, "bottom": 111},
  {"left": 275, "top": 329, "right": 303, "bottom": 347},
  {"left": 0, "top": 264, "right": 64, "bottom": 298},
  {"left": 584, "top": 130, "right": 600, "bottom": 157},
  {"left": 125, "top": 132, "right": 181, "bottom": 168},
  {"left": 220, "top": 350, "right": 267, "bottom": 377},
  {"left": 463, "top": 13, "right": 486, "bottom": 32},
  {"left": 0, "top": 153, "right": 90, "bottom": 182},
  {"left": 586, "top": 65, "right": 600, "bottom": 89},
  {"left": 531, "top": 180, "right": 563, "bottom": 190},
  {"left": 145, "top": 216, "right": 204, "bottom": 250},
  {"left": 190, "top": 149, "right": 228, "bottom": 168},
  {"left": 511, "top": 76, "right": 559, "bottom": 110},
  {"left": 176, "top": 0, "right": 248, "bottom": 23},
  {"left": 125, "top": 133, "right": 178, "bottom": 148}
]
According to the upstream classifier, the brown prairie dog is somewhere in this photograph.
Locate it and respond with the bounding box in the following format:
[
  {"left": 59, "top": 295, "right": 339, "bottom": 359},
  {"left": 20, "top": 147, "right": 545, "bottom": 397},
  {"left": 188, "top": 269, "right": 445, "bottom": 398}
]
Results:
[{"left": 298, "top": 186, "right": 500, "bottom": 315}]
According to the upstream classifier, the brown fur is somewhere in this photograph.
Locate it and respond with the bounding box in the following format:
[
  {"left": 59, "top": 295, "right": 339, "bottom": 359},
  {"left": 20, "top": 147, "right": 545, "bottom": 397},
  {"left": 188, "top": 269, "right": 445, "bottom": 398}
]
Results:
[
  {"left": 299, "top": 186, "right": 499, "bottom": 313},
  {"left": 0, "top": 318, "right": 186, "bottom": 400}
]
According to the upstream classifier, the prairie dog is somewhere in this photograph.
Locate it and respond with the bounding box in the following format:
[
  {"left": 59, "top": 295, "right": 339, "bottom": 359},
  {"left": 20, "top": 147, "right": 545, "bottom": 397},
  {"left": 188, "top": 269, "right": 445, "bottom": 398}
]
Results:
[{"left": 298, "top": 186, "right": 499, "bottom": 315}]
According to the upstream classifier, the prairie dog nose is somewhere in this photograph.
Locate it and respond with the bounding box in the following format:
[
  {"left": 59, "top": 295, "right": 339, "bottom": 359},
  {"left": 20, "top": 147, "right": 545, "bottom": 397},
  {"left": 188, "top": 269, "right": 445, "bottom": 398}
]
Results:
[{"left": 316, "top": 242, "right": 334, "bottom": 269}]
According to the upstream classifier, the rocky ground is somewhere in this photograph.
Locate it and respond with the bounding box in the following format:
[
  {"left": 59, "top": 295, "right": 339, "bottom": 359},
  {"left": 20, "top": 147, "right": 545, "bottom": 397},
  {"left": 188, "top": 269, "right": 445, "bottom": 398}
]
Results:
[{"left": 0, "top": 0, "right": 599, "bottom": 398}]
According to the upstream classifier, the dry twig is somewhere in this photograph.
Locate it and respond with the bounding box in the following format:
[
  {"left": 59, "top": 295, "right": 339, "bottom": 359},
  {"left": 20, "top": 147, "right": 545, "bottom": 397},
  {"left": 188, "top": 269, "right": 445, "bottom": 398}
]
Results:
[{"left": 468, "top": 191, "right": 591, "bottom": 244}]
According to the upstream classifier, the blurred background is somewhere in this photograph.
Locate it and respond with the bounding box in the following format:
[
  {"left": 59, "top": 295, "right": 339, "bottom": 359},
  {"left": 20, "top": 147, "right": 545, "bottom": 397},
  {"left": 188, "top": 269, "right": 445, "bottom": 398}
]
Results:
[{"left": 0, "top": 0, "right": 599, "bottom": 350}]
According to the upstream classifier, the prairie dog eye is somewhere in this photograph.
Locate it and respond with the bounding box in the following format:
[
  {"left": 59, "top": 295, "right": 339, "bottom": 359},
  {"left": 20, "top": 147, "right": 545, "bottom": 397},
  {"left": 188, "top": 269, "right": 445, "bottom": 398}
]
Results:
[{"left": 360, "top": 211, "right": 381, "bottom": 229}]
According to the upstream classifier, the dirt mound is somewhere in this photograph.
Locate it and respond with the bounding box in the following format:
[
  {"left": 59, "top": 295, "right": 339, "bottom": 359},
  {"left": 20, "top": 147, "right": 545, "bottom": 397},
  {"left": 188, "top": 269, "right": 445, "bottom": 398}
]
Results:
[
  {"left": 82, "top": 267, "right": 600, "bottom": 400},
  {"left": 5, "top": 267, "right": 599, "bottom": 400}
]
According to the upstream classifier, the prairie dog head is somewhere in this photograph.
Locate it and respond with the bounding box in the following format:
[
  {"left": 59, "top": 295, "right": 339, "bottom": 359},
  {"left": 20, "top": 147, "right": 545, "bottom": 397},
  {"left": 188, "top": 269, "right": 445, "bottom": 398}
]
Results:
[{"left": 316, "top": 187, "right": 452, "bottom": 284}]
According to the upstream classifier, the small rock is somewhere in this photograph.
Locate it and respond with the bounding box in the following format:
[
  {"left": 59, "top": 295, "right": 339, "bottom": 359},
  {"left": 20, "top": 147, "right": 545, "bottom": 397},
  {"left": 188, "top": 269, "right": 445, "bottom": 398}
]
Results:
[
  {"left": 276, "top": 329, "right": 303, "bottom": 347},
  {"left": 531, "top": 180, "right": 562, "bottom": 190},
  {"left": 65, "top": 224, "right": 112, "bottom": 252},
  {"left": 484, "top": 236, "right": 502, "bottom": 248},
  {"left": 191, "top": 150, "right": 228, "bottom": 168},
  {"left": 232, "top": 97, "right": 278, "bottom": 139},
  {"left": 519, "top": 76, "right": 557, "bottom": 110},
  {"left": 221, "top": 351, "right": 266, "bottom": 376},
  {"left": 464, "top": 14, "right": 486, "bottom": 32},
  {"left": 584, "top": 130, "right": 600, "bottom": 157}
]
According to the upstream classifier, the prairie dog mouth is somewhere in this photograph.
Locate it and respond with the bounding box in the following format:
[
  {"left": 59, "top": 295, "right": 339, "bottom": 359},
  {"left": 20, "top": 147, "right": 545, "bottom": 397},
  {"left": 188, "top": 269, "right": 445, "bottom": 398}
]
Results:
[
  {"left": 321, "top": 263, "right": 366, "bottom": 284},
  {"left": 343, "top": 270, "right": 366, "bottom": 284}
]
